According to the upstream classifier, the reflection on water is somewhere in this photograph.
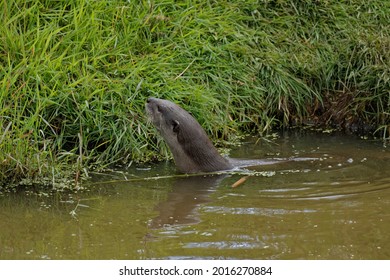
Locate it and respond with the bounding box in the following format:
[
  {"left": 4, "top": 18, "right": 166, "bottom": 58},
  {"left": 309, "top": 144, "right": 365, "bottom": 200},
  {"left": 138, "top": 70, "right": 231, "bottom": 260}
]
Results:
[
  {"left": 149, "top": 175, "right": 228, "bottom": 227},
  {"left": 0, "top": 131, "right": 389, "bottom": 259}
]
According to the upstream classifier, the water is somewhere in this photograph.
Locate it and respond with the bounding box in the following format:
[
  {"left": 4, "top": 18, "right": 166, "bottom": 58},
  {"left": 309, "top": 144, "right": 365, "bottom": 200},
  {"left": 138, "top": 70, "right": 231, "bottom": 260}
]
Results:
[{"left": 1, "top": 131, "right": 389, "bottom": 259}]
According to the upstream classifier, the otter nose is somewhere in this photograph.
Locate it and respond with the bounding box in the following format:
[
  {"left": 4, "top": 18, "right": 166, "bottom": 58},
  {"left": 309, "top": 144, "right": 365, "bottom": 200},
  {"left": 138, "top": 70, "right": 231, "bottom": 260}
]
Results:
[{"left": 147, "top": 97, "right": 158, "bottom": 103}]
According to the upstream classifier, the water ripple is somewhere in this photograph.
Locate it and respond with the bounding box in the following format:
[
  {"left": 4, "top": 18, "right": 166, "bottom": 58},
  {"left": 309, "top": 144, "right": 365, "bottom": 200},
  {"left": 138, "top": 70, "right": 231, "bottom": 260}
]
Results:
[
  {"left": 183, "top": 241, "right": 267, "bottom": 250},
  {"left": 203, "top": 206, "right": 316, "bottom": 216}
]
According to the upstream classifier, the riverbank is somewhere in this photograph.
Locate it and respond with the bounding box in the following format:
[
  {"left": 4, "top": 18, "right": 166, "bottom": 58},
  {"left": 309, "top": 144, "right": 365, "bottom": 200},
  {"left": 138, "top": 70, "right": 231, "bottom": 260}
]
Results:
[{"left": 1, "top": 0, "right": 389, "bottom": 189}]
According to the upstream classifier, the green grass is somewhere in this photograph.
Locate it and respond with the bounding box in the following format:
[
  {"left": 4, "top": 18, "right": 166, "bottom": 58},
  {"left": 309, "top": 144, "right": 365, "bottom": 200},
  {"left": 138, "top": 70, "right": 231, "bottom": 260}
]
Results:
[{"left": 1, "top": 0, "right": 389, "bottom": 188}]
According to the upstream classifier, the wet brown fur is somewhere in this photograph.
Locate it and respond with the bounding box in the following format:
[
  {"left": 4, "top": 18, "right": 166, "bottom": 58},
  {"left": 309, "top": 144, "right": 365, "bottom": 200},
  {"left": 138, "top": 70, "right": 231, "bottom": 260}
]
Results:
[{"left": 146, "top": 97, "right": 232, "bottom": 173}]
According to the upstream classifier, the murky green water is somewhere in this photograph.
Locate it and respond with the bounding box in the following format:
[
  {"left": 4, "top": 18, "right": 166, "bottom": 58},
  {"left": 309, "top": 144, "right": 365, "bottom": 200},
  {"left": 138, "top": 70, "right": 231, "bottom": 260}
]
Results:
[{"left": 1, "top": 131, "right": 389, "bottom": 259}]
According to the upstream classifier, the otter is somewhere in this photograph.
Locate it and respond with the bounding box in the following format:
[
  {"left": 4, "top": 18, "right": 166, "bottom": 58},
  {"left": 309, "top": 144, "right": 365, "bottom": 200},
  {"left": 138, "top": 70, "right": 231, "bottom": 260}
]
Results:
[{"left": 146, "top": 97, "right": 233, "bottom": 173}]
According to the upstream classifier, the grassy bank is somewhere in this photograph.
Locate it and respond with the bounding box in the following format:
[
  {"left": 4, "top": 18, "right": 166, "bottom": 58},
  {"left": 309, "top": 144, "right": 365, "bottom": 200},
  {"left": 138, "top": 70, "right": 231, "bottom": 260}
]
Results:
[{"left": 1, "top": 0, "right": 389, "bottom": 188}]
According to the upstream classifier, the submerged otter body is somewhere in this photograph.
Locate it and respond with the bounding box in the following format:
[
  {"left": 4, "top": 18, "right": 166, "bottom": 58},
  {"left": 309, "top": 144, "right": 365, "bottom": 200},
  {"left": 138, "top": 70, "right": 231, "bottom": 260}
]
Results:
[{"left": 146, "top": 97, "right": 232, "bottom": 173}]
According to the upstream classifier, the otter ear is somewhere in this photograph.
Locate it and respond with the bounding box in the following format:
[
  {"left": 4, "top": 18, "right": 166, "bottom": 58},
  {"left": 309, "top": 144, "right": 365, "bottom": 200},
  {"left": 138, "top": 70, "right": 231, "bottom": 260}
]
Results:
[{"left": 171, "top": 120, "right": 180, "bottom": 133}]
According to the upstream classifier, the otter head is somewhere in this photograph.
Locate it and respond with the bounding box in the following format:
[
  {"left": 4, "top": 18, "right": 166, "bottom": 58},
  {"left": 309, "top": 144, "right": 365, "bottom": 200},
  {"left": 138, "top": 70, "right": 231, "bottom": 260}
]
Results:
[{"left": 146, "top": 97, "right": 232, "bottom": 173}]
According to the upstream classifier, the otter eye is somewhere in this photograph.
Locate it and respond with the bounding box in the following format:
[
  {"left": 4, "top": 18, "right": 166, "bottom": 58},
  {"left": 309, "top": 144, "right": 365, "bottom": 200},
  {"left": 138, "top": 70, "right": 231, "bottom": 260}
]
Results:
[
  {"left": 156, "top": 105, "right": 162, "bottom": 113},
  {"left": 171, "top": 120, "right": 180, "bottom": 133}
]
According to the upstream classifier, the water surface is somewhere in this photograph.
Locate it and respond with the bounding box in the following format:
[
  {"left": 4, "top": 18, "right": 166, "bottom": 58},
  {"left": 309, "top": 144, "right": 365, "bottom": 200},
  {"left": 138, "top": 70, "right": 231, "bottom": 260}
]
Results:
[{"left": 1, "top": 131, "right": 389, "bottom": 259}]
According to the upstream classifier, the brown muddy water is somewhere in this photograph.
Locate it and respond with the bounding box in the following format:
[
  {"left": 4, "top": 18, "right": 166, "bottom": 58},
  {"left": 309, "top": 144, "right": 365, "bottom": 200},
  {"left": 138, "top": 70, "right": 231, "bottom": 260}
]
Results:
[{"left": 1, "top": 131, "right": 389, "bottom": 260}]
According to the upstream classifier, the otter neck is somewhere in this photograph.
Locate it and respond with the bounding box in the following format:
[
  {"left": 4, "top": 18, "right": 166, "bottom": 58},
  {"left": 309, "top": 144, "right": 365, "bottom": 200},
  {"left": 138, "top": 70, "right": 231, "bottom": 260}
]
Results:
[{"left": 168, "top": 140, "right": 232, "bottom": 173}]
